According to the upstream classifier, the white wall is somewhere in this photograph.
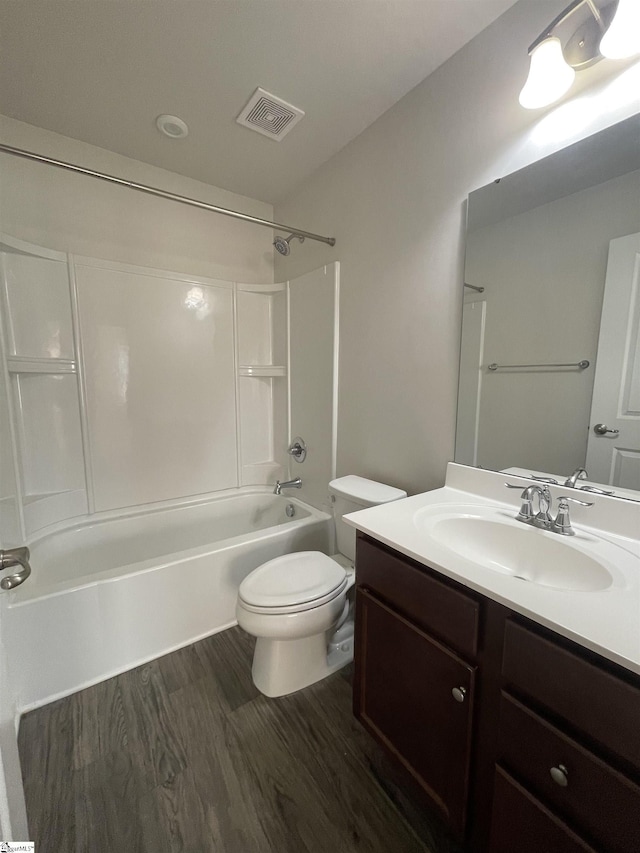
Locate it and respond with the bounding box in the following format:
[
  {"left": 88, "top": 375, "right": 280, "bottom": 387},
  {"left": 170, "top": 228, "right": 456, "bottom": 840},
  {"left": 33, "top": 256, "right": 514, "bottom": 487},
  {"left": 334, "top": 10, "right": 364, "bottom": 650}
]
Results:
[
  {"left": 0, "top": 115, "right": 274, "bottom": 283},
  {"left": 466, "top": 169, "right": 640, "bottom": 474},
  {"left": 274, "top": 0, "right": 640, "bottom": 496}
]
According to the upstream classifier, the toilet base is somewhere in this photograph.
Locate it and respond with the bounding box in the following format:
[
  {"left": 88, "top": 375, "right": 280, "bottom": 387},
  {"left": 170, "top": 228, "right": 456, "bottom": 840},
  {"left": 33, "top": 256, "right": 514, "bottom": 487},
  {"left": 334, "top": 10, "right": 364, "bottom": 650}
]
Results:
[
  {"left": 252, "top": 621, "right": 354, "bottom": 698},
  {"left": 328, "top": 617, "right": 354, "bottom": 658}
]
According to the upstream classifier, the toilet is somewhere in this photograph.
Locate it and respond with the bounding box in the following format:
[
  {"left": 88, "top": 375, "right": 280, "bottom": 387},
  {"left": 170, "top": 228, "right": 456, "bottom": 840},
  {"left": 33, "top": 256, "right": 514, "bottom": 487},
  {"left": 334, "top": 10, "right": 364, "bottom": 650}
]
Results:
[{"left": 236, "top": 475, "right": 407, "bottom": 697}]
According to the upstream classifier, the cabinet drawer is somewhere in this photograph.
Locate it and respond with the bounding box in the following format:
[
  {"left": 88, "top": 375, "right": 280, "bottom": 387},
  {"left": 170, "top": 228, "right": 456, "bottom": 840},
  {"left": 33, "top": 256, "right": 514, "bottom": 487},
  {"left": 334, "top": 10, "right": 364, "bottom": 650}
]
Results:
[
  {"left": 356, "top": 537, "right": 479, "bottom": 657},
  {"left": 502, "top": 620, "right": 640, "bottom": 769},
  {"left": 498, "top": 692, "right": 640, "bottom": 853},
  {"left": 489, "top": 767, "right": 597, "bottom": 853}
]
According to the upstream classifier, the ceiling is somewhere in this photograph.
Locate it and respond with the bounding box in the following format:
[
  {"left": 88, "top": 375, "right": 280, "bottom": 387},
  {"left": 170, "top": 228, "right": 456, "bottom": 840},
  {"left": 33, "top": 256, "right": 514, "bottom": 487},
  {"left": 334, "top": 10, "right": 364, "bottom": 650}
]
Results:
[{"left": 0, "top": 1, "right": 518, "bottom": 204}]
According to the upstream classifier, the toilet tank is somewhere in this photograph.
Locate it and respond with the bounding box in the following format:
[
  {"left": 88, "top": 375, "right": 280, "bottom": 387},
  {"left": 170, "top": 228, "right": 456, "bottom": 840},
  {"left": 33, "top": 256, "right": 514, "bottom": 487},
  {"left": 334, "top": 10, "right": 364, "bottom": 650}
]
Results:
[{"left": 328, "top": 476, "right": 407, "bottom": 562}]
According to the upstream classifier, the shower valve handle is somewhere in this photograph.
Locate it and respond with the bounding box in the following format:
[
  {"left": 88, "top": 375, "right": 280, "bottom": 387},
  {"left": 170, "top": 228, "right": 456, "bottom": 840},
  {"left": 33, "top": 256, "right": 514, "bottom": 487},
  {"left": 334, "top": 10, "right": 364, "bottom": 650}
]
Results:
[{"left": 287, "top": 437, "right": 307, "bottom": 463}]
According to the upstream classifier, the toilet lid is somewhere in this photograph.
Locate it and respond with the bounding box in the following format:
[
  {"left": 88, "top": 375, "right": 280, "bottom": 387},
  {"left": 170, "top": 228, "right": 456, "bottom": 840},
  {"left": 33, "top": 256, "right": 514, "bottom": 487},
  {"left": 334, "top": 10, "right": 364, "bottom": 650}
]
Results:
[{"left": 239, "top": 551, "right": 347, "bottom": 610}]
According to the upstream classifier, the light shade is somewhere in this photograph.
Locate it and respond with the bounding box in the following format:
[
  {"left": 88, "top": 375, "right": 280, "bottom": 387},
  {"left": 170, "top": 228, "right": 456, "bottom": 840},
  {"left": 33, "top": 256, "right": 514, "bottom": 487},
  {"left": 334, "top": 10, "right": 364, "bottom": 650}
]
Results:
[
  {"left": 519, "top": 37, "right": 576, "bottom": 110},
  {"left": 600, "top": 0, "right": 640, "bottom": 59}
]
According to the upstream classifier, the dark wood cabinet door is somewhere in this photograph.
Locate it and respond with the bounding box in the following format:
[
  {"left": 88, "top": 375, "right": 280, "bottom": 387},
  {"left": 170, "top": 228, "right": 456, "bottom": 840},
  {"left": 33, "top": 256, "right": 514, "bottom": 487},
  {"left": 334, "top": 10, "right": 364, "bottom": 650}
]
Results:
[
  {"left": 356, "top": 536, "right": 480, "bottom": 657},
  {"left": 354, "top": 587, "right": 476, "bottom": 839}
]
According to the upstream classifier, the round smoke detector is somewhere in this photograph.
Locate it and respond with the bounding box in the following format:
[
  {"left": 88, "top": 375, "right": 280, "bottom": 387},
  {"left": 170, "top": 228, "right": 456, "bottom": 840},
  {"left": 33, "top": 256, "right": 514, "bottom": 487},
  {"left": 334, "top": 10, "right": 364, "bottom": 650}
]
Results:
[{"left": 156, "top": 114, "right": 189, "bottom": 139}]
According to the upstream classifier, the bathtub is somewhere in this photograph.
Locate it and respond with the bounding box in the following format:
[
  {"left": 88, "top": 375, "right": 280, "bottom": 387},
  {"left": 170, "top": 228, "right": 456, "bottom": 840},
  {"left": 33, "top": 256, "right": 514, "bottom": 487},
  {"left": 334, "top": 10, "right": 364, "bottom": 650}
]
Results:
[{"left": 4, "top": 490, "right": 331, "bottom": 712}]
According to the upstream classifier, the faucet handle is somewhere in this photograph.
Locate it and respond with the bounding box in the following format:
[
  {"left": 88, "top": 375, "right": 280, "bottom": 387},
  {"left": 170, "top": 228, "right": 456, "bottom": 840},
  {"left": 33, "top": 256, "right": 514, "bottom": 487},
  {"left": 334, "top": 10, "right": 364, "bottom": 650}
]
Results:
[
  {"left": 579, "top": 485, "right": 614, "bottom": 496},
  {"left": 287, "top": 436, "right": 307, "bottom": 462},
  {"left": 530, "top": 474, "right": 559, "bottom": 484},
  {"left": 504, "top": 483, "right": 535, "bottom": 521},
  {"left": 504, "top": 483, "right": 551, "bottom": 495},
  {"left": 552, "top": 495, "right": 594, "bottom": 536},
  {"left": 557, "top": 495, "right": 594, "bottom": 507}
]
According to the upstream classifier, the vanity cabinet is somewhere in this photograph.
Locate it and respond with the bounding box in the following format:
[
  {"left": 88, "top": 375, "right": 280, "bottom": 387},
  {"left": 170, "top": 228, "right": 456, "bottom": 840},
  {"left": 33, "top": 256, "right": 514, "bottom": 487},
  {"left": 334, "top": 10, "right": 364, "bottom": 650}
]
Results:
[
  {"left": 353, "top": 534, "right": 640, "bottom": 853},
  {"left": 353, "top": 537, "right": 480, "bottom": 839}
]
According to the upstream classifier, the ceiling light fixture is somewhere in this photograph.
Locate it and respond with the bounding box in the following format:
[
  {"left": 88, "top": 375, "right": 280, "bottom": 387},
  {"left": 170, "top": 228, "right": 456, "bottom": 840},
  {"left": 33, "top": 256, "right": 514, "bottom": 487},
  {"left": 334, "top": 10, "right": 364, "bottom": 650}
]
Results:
[
  {"left": 519, "top": 0, "right": 640, "bottom": 110},
  {"left": 156, "top": 114, "right": 189, "bottom": 138}
]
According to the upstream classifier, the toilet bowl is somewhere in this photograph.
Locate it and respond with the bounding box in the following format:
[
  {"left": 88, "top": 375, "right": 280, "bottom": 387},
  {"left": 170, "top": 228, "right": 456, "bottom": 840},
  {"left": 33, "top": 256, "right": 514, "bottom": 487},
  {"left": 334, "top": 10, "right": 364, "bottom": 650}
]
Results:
[{"left": 236, "top": 475, "right": 406, "bottom": 697}]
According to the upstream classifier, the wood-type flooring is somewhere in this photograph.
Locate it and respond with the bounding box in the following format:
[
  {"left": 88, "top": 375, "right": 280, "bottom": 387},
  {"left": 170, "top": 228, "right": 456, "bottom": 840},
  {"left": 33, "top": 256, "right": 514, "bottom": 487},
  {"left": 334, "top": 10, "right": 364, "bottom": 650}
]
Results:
[{"left": 18, "top": 626, "right": 460, "bottom": 852}]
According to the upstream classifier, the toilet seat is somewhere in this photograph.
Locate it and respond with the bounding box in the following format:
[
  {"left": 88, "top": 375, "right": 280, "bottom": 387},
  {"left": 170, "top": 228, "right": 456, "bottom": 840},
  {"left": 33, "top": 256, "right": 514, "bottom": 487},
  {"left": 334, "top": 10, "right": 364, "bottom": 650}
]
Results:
[{"left": 238, "top": 551, "right": 347, "bottom": 615}]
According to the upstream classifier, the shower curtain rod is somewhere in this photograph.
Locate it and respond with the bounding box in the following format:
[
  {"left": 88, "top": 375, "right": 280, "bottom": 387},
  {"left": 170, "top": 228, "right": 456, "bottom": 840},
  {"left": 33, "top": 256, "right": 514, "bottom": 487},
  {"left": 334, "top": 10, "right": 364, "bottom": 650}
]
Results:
[{"left": 0, "top": 143, "right": 336, "bottom": 248}]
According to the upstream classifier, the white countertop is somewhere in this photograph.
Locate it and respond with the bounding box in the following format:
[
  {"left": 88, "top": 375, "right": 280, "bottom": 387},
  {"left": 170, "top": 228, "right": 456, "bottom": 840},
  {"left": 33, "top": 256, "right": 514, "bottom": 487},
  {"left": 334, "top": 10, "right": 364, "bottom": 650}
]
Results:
[{"left": 345, "top": 464, "right": 640, "bottom": 675}]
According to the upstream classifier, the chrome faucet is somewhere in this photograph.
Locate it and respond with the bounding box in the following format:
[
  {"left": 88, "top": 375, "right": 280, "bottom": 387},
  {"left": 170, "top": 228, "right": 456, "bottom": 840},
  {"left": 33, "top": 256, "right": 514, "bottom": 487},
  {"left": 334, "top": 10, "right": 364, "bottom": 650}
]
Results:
[
  {"left": 273, "top": 477, "right": 302, "bottom": 495},
  {"left": 0, "top": 546, "right": 31, "bottom": 590},
  {"left": 564, "top": 467, "right": 588, "bottom": 488},
  {"left": 505, "top": 483, "right": 593, "bottom": 536},
  {"left": 506, "top": 483, "right": 552, "bottom": 527},
  {"left": 530, "top": 470, "right": 614, "bottom": 496}
]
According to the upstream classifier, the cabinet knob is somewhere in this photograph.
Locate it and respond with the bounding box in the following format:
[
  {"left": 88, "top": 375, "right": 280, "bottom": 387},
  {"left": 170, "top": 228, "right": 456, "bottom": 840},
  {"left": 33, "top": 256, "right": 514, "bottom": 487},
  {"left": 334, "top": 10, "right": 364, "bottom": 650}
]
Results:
[
  {"left": 451, "top": 686, "right": 467, "bottom": 703},
  {"left": 550, "top": 764, "right": 569, "bottom": 787}
]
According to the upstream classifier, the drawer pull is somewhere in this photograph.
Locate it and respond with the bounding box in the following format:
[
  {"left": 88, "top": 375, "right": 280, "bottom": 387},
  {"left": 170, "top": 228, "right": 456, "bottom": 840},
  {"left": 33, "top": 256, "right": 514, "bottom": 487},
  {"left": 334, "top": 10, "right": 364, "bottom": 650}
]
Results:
[
  {"left": 550, "top": 764, "right": 569, "bottom": 787},
  {"left": 452, "top": 686, "right": 467, "bottom": 703}
]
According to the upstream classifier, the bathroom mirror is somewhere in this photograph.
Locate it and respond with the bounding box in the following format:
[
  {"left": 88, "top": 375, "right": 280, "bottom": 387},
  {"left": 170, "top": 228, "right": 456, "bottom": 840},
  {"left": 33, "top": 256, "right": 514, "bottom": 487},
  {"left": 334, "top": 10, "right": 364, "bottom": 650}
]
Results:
[{"left": 456, "top": 113, "right": 640, "bottom": 500}]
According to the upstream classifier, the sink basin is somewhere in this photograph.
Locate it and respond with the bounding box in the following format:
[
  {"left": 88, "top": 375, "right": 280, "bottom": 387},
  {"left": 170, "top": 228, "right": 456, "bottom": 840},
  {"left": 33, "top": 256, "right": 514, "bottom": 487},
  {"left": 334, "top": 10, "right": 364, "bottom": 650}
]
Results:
[{"left": 416, "top": 507, "right": 614, "bottom": 592}]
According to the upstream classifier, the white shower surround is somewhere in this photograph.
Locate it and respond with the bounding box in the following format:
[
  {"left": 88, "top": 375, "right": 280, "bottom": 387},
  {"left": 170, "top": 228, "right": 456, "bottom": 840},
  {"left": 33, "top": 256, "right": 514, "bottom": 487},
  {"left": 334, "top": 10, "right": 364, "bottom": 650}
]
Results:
[
  {"left": 0, "top": 228, "right": 339, "bottom": 842},
  {"left": 1, "top": 235, "right": 339, "bottom": 714},
  {"left": 1, "top": 235, "right": 339, "bottom": 536},
  {"left": 5, "top": 490, "right": 331, "bottom": 712}
]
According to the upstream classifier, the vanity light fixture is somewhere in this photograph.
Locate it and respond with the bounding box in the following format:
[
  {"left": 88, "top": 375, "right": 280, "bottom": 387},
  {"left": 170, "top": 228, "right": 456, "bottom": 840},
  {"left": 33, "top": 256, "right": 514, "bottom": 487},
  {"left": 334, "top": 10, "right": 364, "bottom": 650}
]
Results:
[
  {"left": 519, "top": 37, "right": 576, "bottom": 109},
  {"left": 600, "top": 0, "right": 640, "bottom": 58},
  {"left": 519, "top": 0, "right": 640, "bottom": 109}
]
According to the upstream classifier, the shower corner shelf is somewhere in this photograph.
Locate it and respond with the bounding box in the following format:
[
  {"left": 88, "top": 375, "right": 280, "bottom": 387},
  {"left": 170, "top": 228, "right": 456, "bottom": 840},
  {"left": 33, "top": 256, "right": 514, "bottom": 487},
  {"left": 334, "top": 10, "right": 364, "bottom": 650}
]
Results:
[{"left": 238, "top": 365, "right": 287, "bottom": 377}]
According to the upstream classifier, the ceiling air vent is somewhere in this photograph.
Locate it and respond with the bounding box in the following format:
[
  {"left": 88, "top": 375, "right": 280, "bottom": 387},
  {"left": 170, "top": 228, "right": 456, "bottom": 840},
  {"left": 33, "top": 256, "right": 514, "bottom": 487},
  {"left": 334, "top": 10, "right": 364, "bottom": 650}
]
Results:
[{"left": 236, "top": 88, "right": 304, "bottom": 141}]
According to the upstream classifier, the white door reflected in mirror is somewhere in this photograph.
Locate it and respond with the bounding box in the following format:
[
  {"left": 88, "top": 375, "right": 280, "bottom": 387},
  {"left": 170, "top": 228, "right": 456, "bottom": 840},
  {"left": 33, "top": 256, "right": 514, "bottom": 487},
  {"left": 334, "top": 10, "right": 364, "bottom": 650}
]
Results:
[{"left": 586, "top": 232, "right": 640, "bottom": 489}]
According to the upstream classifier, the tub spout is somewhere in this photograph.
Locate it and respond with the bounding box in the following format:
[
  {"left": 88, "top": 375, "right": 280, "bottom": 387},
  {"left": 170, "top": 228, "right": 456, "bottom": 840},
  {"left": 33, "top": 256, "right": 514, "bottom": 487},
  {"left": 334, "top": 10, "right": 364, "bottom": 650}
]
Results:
[{"left": 274, "top": 478, "right": 302, "bottom": 495}]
